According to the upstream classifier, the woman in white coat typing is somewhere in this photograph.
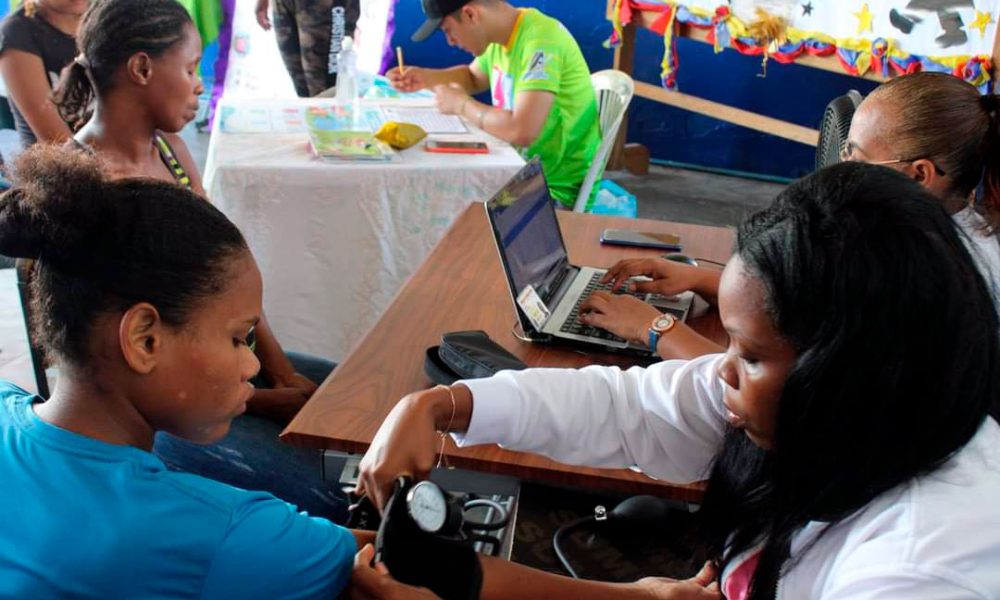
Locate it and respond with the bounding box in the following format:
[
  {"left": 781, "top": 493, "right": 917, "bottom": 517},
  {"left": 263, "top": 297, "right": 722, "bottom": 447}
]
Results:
[{"left": 350, "top": 162, "right": 1000, "bottom": 600}]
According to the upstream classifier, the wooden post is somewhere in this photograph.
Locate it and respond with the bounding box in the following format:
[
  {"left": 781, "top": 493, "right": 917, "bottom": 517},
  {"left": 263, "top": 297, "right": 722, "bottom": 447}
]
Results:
[
  {"left": 609, "top": 23, "right": 641, "bottom": 171},
  {"left": 993, "top": 8, "right": 1000, "bottom": 93},
  {"left": 608, "top": 8, "right": 638, "bottom": 171}
]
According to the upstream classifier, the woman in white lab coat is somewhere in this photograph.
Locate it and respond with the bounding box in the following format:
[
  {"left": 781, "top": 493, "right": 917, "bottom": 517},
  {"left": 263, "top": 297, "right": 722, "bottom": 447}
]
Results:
[{"left": 349, "top": 162, "right": 1000, "bottom": 600}]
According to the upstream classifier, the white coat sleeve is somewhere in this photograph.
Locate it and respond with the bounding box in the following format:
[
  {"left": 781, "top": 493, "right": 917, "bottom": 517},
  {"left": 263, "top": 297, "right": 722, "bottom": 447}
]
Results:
[
  {"left": 820, "top": 566, "right": 990, "bottom": 599},
  {"left": 453, "top": 353, "right": 729, "bottom": 483}
]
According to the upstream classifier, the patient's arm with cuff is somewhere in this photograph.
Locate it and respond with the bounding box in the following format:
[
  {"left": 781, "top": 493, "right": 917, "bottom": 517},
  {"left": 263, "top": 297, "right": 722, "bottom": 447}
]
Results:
[{"left": 346, "top": 544, "right": 721, "bottom": 599}]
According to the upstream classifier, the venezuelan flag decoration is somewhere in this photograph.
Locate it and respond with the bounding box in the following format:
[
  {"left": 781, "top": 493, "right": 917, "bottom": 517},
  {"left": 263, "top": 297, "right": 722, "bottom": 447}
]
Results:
[{"left": 607, "top": 0, "right": 998, "bottom": 93}]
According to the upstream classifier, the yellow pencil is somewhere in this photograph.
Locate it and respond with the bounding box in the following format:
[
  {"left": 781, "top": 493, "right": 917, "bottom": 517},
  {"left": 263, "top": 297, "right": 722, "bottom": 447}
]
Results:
[{"left": 396, "top": 46, "right": 405, "bottom": 75}]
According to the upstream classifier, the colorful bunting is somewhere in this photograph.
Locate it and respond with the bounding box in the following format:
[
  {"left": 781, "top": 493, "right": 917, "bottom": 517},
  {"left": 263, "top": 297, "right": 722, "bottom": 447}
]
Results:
[{"left": 608, "top": 0, "right": 996, "bottom": 94}]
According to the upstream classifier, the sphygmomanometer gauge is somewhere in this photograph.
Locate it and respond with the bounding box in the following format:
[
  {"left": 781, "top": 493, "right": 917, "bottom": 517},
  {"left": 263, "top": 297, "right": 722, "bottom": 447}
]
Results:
[{"left": 406, "top": 481, "right": 449, "bottom": 533}]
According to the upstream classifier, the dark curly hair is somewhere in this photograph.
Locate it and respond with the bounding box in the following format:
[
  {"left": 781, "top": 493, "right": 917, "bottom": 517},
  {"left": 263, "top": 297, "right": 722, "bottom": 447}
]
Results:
[{"left": 0, "top": 144, "right": 247, "bottom": 366}]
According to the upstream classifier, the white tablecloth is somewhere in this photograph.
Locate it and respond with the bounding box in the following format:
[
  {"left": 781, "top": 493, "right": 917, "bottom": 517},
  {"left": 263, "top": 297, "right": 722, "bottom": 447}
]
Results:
[{"left": 204, "top": 98, "right": 525, "bottom": 361}]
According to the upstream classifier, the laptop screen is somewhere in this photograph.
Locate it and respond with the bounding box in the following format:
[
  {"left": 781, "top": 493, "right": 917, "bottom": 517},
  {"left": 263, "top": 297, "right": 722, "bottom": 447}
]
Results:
[{"left": 485, "top": 159, "right": 568, "bottom": 305}]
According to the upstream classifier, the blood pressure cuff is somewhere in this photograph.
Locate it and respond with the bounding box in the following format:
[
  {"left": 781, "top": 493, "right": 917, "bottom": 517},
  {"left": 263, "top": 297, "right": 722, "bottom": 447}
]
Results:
[
  {"left": 424, "top": 330, "right": 527, "bottom": 385},
  {"left": 374, "top": 478, "right": 483, "bottom": 600}
]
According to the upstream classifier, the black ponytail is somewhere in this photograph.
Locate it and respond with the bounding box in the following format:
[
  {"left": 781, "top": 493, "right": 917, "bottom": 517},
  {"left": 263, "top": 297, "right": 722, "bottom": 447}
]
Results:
[
  {"left": 0, "top": 145, "right": 247, "bottom": 366},
  {"left": 52, "top": 60, "right": 94, "bottom": 133},
  {"left": 0, "top": 142, "right": 104, "bottom": 263},
  {"left": 979, "top": 93, "right": 1000, "bottom": 232}
]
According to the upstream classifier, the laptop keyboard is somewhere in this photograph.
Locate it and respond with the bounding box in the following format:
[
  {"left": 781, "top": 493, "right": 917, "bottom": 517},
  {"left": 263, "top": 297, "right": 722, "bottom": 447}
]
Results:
[{"left": 560, "top": 272, "right": 645, "bottom": 341}]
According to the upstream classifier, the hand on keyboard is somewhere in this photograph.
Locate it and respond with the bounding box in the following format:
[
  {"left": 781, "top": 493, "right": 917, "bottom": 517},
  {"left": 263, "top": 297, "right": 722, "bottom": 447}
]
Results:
[
  {"left": 578, "top": 290, "right": 662, "bottom": 345},
  {"left": 560, "top": 272, "right": 647, "bottom": 341},
  {"left": 601, "top": 257, "right": 708, "bottom": 298}
]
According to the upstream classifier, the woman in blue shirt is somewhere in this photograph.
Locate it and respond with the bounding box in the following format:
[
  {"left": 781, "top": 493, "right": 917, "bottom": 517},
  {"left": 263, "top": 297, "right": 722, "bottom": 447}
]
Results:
[
  {"left": 0, "top": 145, "right": 360, "bottom": 598},
  {"left": 52, "top": 0, "right": 346, "bottom": 521}
]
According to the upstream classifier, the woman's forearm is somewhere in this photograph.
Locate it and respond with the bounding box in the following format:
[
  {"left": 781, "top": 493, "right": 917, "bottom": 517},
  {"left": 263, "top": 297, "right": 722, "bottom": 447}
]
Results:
[{"left": 479, "top": 555, "right": 649, "bottom": 600}]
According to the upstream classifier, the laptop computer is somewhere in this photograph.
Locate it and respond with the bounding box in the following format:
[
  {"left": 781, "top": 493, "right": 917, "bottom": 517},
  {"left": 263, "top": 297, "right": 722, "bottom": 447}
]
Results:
[{"left": 485, "top": 158, "right": 694, "bottom": 355}]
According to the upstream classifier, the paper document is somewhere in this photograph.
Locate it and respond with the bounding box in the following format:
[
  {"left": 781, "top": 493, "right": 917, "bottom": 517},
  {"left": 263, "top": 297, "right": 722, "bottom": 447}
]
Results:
[
  {"left": 380, "top": 106, "right": 468, "bottom": 134},
  {"left": 218, "top": 104, "right": 309, "bottom": 133}
]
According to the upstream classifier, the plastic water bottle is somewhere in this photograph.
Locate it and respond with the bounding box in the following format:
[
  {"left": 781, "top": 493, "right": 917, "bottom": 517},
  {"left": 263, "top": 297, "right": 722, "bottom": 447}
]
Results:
[{"left": 335, "top": 36, "right": 358, "bottom": 108}]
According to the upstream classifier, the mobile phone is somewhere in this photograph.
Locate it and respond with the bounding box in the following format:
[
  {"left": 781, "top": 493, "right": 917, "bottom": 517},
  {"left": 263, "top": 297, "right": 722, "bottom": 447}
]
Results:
[
  {"left": 600, "top": 229, "right": 682, "bottom": 251},
  {"left": 425, "top": 140, "right": 489, "bottom": 154}
]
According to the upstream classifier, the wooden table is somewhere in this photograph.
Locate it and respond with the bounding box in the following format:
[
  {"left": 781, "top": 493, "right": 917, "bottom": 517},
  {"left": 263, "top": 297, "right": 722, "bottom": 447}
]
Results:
[{"left": 282, "top": 206, "right": 735, "bottom": 502}]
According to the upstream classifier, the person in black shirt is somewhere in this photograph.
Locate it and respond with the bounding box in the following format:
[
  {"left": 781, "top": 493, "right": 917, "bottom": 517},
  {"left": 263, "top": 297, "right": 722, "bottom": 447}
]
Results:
[{"left": 0, "top": 0, "right": 84, "bottom": 148}]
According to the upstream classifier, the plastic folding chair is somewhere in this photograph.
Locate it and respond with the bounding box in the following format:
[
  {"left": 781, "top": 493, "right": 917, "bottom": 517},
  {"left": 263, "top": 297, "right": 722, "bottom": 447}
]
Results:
[{"left": 573, "top": 69, "right": 635, "bottom": 213}]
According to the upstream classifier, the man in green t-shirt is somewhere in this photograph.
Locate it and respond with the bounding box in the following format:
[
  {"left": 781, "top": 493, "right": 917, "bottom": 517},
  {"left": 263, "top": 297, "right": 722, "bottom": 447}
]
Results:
[{"left": 390, "top": 0, "right": 601, "bottom": 208}]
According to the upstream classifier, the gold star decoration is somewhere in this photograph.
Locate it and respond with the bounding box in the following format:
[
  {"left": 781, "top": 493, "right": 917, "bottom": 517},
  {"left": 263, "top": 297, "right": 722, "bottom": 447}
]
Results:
[
  {"left": 854, "top": 2, "right": 874, "bottom": 34},
  {"left": 970, "top": 10, "right": 994, "bottom": 38}
]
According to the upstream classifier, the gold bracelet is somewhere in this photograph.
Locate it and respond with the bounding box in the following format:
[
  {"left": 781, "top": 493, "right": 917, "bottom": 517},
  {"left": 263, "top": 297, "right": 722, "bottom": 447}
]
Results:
[
  {"left": 438, "top": 385, "right": 457, "bottom": 434},
  {"left": 477, "top": 107, "right": 488, "bottom": 130},
  {"left": 434, "top": 385, "right": 457, "bottom": 468},
  {"left": 459, "top": 96, "right": 471, "bottom": 118}
]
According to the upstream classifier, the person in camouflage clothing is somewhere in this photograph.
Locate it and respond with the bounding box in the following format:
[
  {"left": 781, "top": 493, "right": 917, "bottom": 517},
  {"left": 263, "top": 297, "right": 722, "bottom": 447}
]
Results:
[{"left": 255, "top": 0, "right": 359, "bottom": 97}]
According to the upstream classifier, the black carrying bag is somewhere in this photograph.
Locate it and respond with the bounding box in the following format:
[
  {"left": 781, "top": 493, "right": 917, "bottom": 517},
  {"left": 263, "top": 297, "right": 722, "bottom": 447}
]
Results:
[{"left": 424, "top": 330, "right": 527, "bottom": 384}]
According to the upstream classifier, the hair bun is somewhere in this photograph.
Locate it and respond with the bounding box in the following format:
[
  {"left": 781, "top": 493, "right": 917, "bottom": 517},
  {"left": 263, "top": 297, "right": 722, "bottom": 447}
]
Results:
[
  {"left": 0, "top": 188, "right": 47, "bottom": 259},
  {"left": 0, "top": 145, "right": 108, "bottom": 265}
]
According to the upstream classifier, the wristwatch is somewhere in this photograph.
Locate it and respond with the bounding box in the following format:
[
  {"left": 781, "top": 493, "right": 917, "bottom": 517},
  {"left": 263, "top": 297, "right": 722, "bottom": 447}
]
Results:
[{"left": 647, "top": 313, "right": 677, "bottom": 352}]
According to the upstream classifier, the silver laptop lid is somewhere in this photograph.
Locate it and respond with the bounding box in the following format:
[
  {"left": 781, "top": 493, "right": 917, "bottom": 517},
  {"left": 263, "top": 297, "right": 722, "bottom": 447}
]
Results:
[{"left": 484, "top": 158, "right": 569, "bottom": 335}]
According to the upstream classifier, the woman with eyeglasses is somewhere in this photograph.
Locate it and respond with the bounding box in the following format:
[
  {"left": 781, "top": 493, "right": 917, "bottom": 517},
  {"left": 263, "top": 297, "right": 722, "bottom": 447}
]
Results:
[
  {"left": 842, "top": 72, "right": 1000, "bottom": 306},
  {"left": 576, "top": 73, "right": 1000, "bottom": 359}
]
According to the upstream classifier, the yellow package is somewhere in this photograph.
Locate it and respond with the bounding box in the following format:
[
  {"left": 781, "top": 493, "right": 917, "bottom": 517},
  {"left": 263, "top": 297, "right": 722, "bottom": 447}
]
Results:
[{"left": 374, "top": 121, "right": 427, "bottom": 150}]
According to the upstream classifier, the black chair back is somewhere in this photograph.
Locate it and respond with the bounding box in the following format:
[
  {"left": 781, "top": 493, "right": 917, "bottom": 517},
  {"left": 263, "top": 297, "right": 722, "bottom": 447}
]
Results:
[{"left": 815, "top": 90, "right": 864, "bottom": 170}]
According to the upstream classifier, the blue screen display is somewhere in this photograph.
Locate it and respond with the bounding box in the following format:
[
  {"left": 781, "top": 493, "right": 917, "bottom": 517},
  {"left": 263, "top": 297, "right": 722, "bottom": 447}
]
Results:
[{"left": 487, "top": 160, "right": 566, "bottom": 301}]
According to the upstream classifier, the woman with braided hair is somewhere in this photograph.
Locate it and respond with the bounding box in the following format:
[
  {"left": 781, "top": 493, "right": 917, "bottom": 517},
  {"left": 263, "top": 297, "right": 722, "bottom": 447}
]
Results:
[{"left": 53, "top": 0, "right": 205, "bottom": 192}]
